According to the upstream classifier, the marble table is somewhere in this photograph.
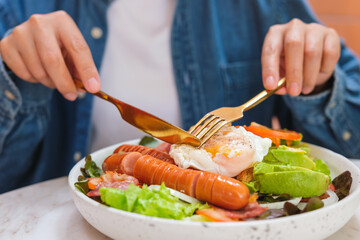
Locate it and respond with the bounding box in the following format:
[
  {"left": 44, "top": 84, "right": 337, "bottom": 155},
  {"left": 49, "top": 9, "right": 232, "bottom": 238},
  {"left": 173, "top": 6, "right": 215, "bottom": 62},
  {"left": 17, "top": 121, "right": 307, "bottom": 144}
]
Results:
[{"left": 1, "top": 160, "right": 360, "bottom": 240}]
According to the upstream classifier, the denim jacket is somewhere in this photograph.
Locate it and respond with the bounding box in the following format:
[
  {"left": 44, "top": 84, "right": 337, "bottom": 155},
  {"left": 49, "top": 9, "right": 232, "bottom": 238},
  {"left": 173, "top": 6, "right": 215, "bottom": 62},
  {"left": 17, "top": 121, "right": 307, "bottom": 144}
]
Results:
[{"left": 0, "top": 0, "right": 359, "bottom": 193}]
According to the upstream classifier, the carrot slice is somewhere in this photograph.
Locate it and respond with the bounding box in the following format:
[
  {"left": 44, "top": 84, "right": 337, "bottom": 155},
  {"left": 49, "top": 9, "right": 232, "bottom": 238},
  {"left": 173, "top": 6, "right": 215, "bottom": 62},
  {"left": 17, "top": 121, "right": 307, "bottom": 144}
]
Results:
[
  {"left": 243, "top": 122, "right": 301, "bottom": 146},
  {"left": 88, "top": 177, "right": 102, "bottom": 190},
  {"left": 196, "top": 209, "right": 233, "bottom": 222},
  {"left": 244, "top": 125, "right": 301, "bottom": 140}
]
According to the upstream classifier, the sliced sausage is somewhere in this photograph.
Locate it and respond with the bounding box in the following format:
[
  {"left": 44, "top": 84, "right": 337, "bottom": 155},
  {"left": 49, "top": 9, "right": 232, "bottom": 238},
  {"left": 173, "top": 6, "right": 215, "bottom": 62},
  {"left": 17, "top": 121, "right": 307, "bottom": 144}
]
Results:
[
  {"left": 114, "top": 144, "right": 174, "bottom": 164},
  {"left": 195, "top": 171, "right": 218, "bottom": 203},
  {"left": 158, "top": 164, "right": 179, "bottom": 188},
  {"left": 102, "top": 152, "right": 129, "bottom": 173},
  {"left": 151, "top": 162, "right": 172, "bottom": 185},
  {"left": 118, "top": 152, "right": 250, "bottom": 209},
  {"left": 161, "top": 167, "right": 182, "bottom": 189},
  {"left": 143, "top": 149, "right": 175, "bottom": 164},
  {"left": 136, "top": 155, "right": 163, "bottom": 184},
  {"left": 176, "top": 170, "right": 202, "bottom": 197},
  {"left": 114, "top": 144, "right": 145, "bottom": 153},
  {"left": 211, "top": 175, "right": 250, "bottom": 210},
  {"left": 120, "top": 152, "right": 143, "bottom": 175}
]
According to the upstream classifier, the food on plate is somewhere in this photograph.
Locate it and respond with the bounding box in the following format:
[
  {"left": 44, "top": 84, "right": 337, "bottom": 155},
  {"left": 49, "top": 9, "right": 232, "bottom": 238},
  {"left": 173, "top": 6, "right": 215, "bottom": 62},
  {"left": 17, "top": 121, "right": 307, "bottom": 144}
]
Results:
[
  {"left": 263, "top": 145, "right": 316, "bottom": 169},
  {"left": 102, "top": 152, "right": 143, "bottom": 175},
  {"left": 248, "top": 145, "right": 330, "bottom": 197},
  {"left": 105, "top": 153, "right": 250, "bottom": 209},
  {"left": 147, "top": 184, "right": 201, "bottom": 203},
  {"left": 100, "top": 183, "right": 207, "bottom": 220},
  {"left": 244, "top": 122, "right": 302, "bottom": 146},
  {"left": 75, "top": 122, "right": 353, "bottom": 222},
  {"left": 253, "top": 162, "right": 329, "bottom": 197},
  {"left": 331, "top": 171, "right": 352, "bottom": 200},
  {"left": 113, "top": 144, "right": 175, "bottom": 163},
  {"left": 170, "top": 125, "right": 272, "bottom": 177}
]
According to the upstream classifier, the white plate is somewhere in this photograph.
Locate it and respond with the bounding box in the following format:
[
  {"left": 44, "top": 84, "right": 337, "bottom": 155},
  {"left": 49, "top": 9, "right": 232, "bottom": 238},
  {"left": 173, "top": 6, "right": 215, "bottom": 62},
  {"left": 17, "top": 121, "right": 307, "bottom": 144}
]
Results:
[{"left": 68, "top": 140, "right": 360, "bottom": 240}]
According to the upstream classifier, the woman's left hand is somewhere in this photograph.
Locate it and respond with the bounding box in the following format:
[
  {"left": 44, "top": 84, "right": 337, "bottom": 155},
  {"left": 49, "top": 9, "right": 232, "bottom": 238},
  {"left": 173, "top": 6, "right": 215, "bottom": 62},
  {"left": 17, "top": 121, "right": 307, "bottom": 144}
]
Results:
[{"left": 261, "top": 18, "right": 341, "bottom": 96}]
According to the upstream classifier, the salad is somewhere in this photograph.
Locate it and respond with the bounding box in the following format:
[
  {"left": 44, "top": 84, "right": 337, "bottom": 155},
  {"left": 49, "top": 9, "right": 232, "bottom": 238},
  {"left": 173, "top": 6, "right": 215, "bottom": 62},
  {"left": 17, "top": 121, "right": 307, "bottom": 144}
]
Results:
[{"left": 75, "top": 123, "right": 352, "bottom": 222}]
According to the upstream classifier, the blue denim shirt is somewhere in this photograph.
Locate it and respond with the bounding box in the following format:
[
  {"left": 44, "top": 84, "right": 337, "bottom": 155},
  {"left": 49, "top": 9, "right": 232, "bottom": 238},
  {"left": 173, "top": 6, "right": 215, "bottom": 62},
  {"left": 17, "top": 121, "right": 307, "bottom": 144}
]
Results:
[{"left": 0, "top": 0, "right": 359, "bottom": 193}]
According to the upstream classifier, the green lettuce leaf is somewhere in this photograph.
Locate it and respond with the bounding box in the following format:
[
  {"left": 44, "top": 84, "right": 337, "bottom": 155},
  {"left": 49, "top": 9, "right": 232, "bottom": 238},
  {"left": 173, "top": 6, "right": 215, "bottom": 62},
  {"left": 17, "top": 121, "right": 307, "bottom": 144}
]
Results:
[
  {"left": 139, "top": 136, "right": 160, "bottom": 148},
  {"left": 100, "top": 183, "right": 207, "bottom": 220},
  {"left": 242, "top": 181, "right": 258, "bottom": 193},
  {"left": 81, "top": 155, "right": 103, "bottom": 178},
  {"left": 74, "top": 175, "right": 90, "bottom": 194}
]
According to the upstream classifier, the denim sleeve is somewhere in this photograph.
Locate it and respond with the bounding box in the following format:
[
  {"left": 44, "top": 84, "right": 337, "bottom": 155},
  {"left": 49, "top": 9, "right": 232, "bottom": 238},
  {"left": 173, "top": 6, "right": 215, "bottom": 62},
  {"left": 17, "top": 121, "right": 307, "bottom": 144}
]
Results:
[
  {"left": 282, "top": 65, "right": 360, "bottom": 158},
  {"left": 0, "top": 53, "right": 21, "bottom": 153},
  {"left": 279, "top": 0, "right": 360, "bottom": 158},
  {"left": 0, "top": 1, "right": 53, "bottom": 174}
]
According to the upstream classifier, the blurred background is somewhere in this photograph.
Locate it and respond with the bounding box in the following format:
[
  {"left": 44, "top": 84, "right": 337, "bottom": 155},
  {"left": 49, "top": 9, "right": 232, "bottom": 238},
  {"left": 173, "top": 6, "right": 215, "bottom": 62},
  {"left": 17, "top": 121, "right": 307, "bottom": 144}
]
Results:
[{"left": 309, "top": 0, "right": 360, "bottom": 58}]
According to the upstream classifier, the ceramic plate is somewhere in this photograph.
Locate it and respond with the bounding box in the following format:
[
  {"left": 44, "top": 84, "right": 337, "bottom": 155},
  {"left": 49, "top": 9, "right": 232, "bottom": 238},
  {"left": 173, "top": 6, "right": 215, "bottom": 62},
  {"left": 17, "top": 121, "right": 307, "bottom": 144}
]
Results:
[{"left": 68, "top": 140, "right": 360, "bottom": 240}]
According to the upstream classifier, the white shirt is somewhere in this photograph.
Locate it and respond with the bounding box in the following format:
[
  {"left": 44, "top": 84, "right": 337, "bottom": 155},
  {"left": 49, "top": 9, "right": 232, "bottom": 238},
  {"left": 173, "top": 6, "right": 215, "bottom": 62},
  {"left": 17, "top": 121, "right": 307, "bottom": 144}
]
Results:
[{"left": 90, "top": 0, "right": 180, "bottom": 152}]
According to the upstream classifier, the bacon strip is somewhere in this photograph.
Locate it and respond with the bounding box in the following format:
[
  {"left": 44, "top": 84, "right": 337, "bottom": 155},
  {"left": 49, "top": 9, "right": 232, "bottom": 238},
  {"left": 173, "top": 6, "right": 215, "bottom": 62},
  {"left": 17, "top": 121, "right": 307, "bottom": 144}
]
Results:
[{"left": 87, "top": 172, "right": 139, "bottom": 197}]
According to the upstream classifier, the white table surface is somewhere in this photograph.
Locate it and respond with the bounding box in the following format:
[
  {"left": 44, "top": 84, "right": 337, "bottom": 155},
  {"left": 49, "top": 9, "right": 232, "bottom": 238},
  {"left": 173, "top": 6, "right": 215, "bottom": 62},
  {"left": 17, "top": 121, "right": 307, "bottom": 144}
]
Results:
[{"left": 1, "top": 160, "right": 360, "bottom": 240}]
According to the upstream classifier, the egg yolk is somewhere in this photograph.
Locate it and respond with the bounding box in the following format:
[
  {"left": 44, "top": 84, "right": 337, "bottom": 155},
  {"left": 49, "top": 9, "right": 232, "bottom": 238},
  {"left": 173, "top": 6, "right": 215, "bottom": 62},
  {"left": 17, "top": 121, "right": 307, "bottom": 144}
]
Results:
[{"left": 204, "top": 144, "right": 235, "bottom": 158}]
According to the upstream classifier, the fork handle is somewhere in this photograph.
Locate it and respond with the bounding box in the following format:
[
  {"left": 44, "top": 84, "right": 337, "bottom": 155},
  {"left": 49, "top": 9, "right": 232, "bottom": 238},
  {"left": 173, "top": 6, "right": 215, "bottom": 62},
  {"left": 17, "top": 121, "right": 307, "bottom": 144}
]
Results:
[{"left": 241, "top": 78, "right": 286, "bottom": 111}]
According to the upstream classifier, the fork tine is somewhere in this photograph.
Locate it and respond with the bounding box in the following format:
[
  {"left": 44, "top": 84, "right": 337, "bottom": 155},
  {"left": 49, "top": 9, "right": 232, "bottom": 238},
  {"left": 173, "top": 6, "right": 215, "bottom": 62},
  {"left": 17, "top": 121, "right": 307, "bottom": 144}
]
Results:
[
  {"left": 199, "top": 121, "right": 229, "bottom": 147},
  {"left": 191, "top": 115, "right": 220, "bottom": 136},
  {"left": 196, "top": 118, "right": 225, "bottom": 139},
  {"left": 189, "top": 113, "right": 214, "bottom": 134}
]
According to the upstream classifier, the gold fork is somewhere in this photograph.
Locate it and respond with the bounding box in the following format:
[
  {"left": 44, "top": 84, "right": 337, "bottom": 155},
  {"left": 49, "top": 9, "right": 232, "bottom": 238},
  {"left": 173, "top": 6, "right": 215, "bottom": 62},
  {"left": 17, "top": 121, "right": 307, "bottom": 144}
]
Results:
[
  {"left": 74, "top": 79, "right": 201, "bottom": 147},
  {"left": 189, "top": 78, "right": 286, "bottom": 147}
]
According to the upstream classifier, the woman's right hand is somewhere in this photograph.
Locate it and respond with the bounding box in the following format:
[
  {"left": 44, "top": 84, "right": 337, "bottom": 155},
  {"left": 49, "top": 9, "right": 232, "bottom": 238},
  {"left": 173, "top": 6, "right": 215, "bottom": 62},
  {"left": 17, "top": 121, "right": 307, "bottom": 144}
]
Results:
[{"left": 0, "top": 11, "right": 101, "bottom": 101}]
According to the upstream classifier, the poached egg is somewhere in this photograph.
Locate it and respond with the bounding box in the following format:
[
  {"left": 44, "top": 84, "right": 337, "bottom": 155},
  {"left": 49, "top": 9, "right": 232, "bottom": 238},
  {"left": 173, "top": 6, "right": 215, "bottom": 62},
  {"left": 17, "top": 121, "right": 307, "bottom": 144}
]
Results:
[{"left": 169, "top": 125, "right": 272, "bottom": 177}]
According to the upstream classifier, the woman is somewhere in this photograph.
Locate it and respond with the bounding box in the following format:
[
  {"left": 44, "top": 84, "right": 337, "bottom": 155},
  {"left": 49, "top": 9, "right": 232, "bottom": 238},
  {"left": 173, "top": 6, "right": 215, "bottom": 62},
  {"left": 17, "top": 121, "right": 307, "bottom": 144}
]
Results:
[{"left": 0, "top": 0, "right": 359, "bottom": 193}]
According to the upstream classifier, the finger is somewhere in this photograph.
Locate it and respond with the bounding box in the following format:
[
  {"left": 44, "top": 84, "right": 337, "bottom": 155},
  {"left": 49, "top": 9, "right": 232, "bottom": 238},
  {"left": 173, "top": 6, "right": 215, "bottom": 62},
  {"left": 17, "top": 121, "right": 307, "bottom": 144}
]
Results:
[
  {"left": 262, "top": 25, "right": 284, "bottom": 90},
  {"left": 55, "top": 12, "right": 100, "bottom": 93},
  {"left": 33, "top": 27, "right": 78, "bottom": 101},
  {"left": 274, "top": 58, "right": 287, "bottom": 95},
  {"left": 302, "top": 27, "right": 323, "bottom": 94},
  {"left": 284, "top": 19, "right": 305, "bottom": 96},
  {"left": 63, "top": 53, "right": 85, "bottom": 92},
  {"left": 0, "top": 36, "right": 33, "bottom": 82},
  {"left": 320, "top": 29, "right": 340, "bottom": 74},
  {"left": 11, "top": 25, "right": 49, "bottom": 84},
  {"left": 38, "top": 77, "right": 56, "bottom": 89},
  {"left": 275, "top": 87, "right": 287, "bottom": 95}
]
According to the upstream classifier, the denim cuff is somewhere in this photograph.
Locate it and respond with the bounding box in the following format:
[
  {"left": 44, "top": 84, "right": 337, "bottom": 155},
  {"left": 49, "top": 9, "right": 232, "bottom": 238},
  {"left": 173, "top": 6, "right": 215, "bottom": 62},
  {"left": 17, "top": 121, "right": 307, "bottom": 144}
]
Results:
[
  {"left": 282, "top": 65, "right": 350, "bottom": 125},
  {"left": 282, "top": 83, "right": 331, "bottom": 126},
  {"left": 282, "top": 65, "right": 359, "bottom": 155}
]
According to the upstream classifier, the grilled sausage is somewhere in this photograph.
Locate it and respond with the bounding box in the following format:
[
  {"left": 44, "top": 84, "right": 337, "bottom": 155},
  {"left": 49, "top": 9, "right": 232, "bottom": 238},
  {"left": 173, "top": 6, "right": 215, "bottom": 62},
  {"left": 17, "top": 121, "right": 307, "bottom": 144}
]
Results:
[
  {"left": 102, "top": 152, "right": 142, "bottom": 174},
  {"left": 123, "top": 154, "right": 250, "bottom": 210},
  {"left": 114, "top": 144, "right": 175, "bottom": 164}
]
